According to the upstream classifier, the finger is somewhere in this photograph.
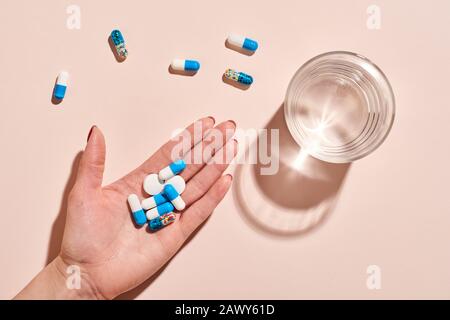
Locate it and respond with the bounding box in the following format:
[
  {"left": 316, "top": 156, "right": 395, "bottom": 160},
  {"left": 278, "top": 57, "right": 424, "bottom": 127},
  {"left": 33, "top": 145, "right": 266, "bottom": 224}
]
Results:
[
  {"left": 138, "top": 116, "right": 215, "bottom": 174},
  {"left": 76, "top": 126, "right": 106, "bottom": 190},
  {"left": 180, "top": 120, "right": 236, "bottom": 181},
  {"left": 182, "top": 139, "right": 238, "bottom": 206},
  {"left": 179, "top": 174, "right": 233, "bottom": 237}
]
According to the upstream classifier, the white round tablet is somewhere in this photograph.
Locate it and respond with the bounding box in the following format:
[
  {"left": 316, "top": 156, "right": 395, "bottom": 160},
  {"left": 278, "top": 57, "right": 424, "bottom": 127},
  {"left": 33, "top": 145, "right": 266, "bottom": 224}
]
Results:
[
  {"left": 143, "top": 174, "right": 164, "bottom": 195},
  {"left": 164, "top": 175, "right": 186, "bottom": 194}
]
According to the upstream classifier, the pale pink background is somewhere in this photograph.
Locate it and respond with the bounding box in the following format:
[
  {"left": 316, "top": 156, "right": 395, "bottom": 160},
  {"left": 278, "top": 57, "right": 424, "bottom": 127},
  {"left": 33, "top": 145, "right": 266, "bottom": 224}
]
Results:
[{"left": 1, "top": 0, "right": 449, "bottom": 299}]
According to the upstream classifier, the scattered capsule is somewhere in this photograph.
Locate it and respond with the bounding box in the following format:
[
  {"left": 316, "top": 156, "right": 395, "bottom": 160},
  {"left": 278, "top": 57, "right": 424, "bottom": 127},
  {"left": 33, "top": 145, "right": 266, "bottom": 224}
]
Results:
[
  {"left": 163, "top": 184, "right": 186, "bottom": 211},
  {"left": 227, "top": 34, "right": 258, "bottom": 52},
  {"left": 159, "top": 159, "right": 186, "bottom": 181},
  {"left": 110, "top": 29, "right": 128, "bottom": 59},
  {"left": 149, "top": 212, "right": 176, "bottom": 231},
  {"left": 128, "top": 194, "right": 147, "bottom": 226},
  {"left": 53, "top": 71, "right": 69, "bottom": 100},
  {"left": 146, "top": 202, "right": 175, "bottom": 220},
  {"left": 171, "top": 59, "right": 200, "bottom": 72},
  {"left": 224, "top": 69, "right": 253, "bottom": 85}
]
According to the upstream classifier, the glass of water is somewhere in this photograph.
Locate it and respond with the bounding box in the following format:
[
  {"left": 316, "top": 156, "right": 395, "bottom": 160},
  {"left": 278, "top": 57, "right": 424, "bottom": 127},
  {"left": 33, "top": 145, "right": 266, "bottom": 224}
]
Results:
[{"left": 284, "top": 51, "right": 395, "bottom": 163}]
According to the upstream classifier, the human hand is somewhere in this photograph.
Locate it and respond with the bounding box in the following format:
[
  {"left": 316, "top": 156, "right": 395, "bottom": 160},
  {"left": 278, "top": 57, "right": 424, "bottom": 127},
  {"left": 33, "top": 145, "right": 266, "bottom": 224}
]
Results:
[{"left": 16, "top": 117, "right": 237, "bottom": 299}]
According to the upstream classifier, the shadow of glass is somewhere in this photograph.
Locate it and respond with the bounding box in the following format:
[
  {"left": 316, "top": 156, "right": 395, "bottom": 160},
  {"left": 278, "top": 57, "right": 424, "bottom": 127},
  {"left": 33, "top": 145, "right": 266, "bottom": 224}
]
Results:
[{"left": 233, "top": 104, "right": 351, "bottom": 237}]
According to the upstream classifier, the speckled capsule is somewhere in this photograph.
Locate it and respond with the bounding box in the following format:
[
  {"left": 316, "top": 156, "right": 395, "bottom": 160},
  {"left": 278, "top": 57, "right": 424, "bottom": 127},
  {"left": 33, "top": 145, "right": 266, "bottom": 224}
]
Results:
[
  {"left": 110, "top": 29, "right": 128, "bottom": 59},
  {"left": 149, "top": 212, "right": 176, "bottom": 231},
  {"left": 224, "top": 69, "right": 253, "bottom": 85}
]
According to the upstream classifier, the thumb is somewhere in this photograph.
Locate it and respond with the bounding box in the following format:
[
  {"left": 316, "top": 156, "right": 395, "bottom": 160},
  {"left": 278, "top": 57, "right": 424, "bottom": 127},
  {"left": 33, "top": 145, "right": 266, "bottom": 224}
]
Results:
[{"left": 76, "top": 125, "right": 106, "bottom": 190}]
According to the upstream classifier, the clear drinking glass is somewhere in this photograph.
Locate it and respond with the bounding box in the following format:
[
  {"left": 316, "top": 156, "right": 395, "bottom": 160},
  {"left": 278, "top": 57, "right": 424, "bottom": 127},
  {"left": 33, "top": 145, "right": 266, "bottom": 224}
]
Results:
[{"left": 284, "top": 51, "right": 395, "bottom": 163}]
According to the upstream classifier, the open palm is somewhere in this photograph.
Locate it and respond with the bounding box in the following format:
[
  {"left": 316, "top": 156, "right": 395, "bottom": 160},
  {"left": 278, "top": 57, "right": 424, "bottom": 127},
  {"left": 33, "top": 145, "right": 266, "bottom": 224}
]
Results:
[{"left": 59, "top": 117, "right": 236, "bottom": 299}]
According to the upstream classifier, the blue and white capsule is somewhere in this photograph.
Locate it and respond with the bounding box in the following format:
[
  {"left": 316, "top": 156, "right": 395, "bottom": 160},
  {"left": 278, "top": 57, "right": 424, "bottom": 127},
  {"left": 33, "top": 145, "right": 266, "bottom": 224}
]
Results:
[
  {"left": 53, "top": 71, "right": 69, "bottom": 100},
  {"left": 224, "top": 69, "right": 253, "bottom": 85},
  {"left": 227, "top": 34, "right": 258, "bottom": 52},
  {"left": 110, "top": 29, "right": 128, "bottom": 59},
  {"left": 128, "top": 194, "right": 147, "bottom": 226},
  {"left": 146, "top": 202, "right": 175, "bottom": 220},
  {"left": 159, "top": 159, "right": 186, "bottom": 181},
  {"left": 171, "top": 59, "right": 200, "bottom": 72},
  {"left": 141, "top": 193, "right": 167, "bottom": 210},
  {"left": 163, "top": 184, "right": 186, "bottom": 211}
]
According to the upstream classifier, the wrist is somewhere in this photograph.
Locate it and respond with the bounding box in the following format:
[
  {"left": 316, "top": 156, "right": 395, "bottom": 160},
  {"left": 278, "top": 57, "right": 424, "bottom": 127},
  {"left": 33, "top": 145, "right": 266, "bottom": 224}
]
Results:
[
  {"left": 15, "top": 256, "right": 104, "bottom": 300},
  {"left": 52, "top": 255, "right": 105, "bottom": 300}
]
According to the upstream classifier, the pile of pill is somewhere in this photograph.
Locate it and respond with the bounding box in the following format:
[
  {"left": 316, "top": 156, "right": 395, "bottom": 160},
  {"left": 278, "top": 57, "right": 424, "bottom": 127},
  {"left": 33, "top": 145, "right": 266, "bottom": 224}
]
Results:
[{"left": 127, "top": 159, "right": 187, "bottom": 231}]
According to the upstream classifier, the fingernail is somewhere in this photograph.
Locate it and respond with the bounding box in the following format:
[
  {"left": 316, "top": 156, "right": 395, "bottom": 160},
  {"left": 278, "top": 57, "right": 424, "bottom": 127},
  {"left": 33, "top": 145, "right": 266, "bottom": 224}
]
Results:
[
  {"left": 87, "top": 125, "right": 96, "bottom": 142},
  {"left": 228, "top": 120, "right": 236, "bottom": 127},
  {"left": 226, "top": 174, "right": 233, "bottom": 181},
  {"left": 207, "top": 116, "right": 216, "bottom": 123}
]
